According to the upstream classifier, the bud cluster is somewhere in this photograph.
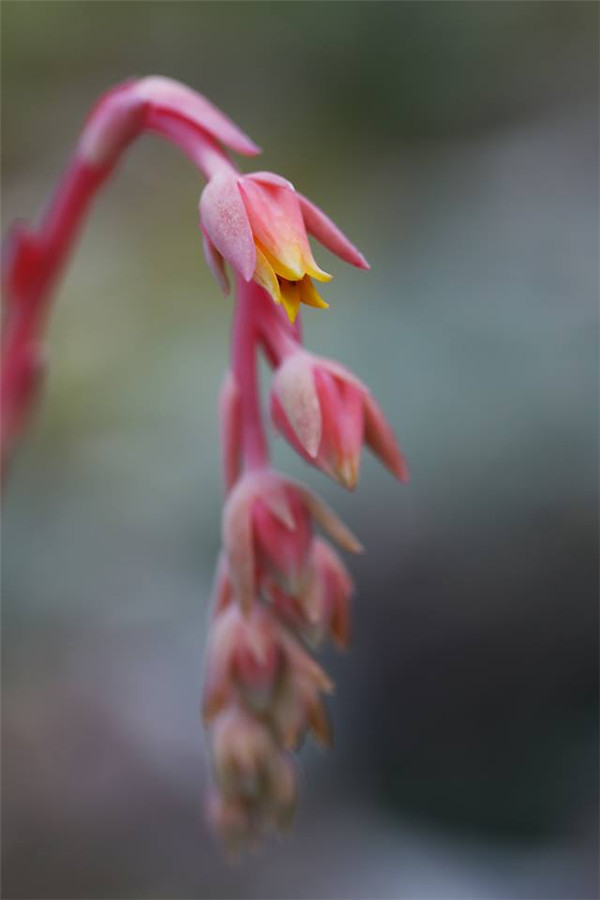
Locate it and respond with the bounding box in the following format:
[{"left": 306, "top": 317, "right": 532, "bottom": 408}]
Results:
[{"left": 203, "top": 258, "right": 407, "bottom": 857}]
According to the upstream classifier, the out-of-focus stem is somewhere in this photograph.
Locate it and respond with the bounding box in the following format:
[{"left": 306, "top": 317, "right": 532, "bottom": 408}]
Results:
[
  {"left": 232, "top": 278, "right": 269, "bottom": 472},
  {"left": 1, "top": 84, "right": 239, "bottom": 477},
  {"left": 253, "top": 288, "right": 301, "bottom": 366}
]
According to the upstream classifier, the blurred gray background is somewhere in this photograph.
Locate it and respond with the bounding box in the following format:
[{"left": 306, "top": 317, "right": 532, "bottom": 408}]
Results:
[{"left": 2, "top": 2, "right": 598, "bottom": 898}]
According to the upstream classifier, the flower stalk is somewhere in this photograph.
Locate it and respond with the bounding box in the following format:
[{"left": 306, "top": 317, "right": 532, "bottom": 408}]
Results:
[{"left": 2, "top": 76, "right": 408, "bottom": 855}]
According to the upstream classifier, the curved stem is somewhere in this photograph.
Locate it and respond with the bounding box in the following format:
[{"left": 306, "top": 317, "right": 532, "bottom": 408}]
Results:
[{"left": 1, "top": 81, "right": 242, "bottom": 475}]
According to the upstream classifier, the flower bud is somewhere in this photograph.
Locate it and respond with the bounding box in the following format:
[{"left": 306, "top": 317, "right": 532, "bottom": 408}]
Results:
[
  {"left": 222, "top": 468, "right": 362, "bottom": 611},
  {"left": 271, "top": 350, "right": 408, "bottom": 490},
  {"left": 268, "top": 630, "right": 334, "bottom": 750},
  {"left": 210, "top": 708, "right": 297, "bottom": 827},
  {"left": 205, "top": 789, "right": 253, "bottom": 859},
  {"left": 202, "top": 605, "right": 283, "bottom": 722}
]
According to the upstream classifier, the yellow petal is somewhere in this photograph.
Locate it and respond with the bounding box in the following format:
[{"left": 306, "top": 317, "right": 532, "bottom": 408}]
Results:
[
  {"left": 279, "top": 280, "right": 302, "bottom": 323},
  {"left": 253, "top": 245, "right": 281, "bottom": 305},
  {"left": 256, "top": 239, "right": 305, "bottom": 282},
  {"left": 305, "top": 261, "right": 332, "bottom": 283},
  {"left": 299, "top": 276, "right": 329, "bottom": 310}
]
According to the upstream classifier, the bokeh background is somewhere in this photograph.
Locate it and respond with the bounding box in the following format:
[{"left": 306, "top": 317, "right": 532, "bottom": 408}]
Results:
[{"left": 2, "top": 2, "right": 598, "bottom": 898}]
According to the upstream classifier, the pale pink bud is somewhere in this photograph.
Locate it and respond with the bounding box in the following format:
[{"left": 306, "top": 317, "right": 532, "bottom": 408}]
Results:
[
  {"left": 203, "top": 605, "right": 283, "bottom": 722},
  {"left": 299, "top": 539, "right": 354, "bottom": 648},
  {"left": 211, "top": 708, "right": 274, "bottom": 800},
  {"left": 268, "top": 630, "right": 334, "bottom": 750},
  {"left": 252, "top": 486, "right": 312, "bottom": 596},
  {"left": 222, "top": 469, "right": 362, "bottom": 611},
  {"left": 271, "top": 350, "right": 409, "bottom": 490},
  {"left": 205, "top": 789, "right": 253, "bottom": 859},
  {"left": 199, "top": 173, "right": 256, "bottom": 282},
  {"left": 266, "top": 539, "right": 353, "bottom": 650},
  {"left": 210, "top": 708, "right": 297, "bottom": 826}
]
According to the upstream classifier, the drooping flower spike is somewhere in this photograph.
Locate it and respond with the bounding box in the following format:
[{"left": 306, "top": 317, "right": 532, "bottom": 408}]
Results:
[{"left": 2, "top": 77, "right": 408, "bottom": 856}]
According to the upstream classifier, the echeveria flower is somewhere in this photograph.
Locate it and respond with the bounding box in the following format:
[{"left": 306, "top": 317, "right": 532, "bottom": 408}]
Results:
[{"left": 200, "top": 171, "right": 368, "bottom": 322}]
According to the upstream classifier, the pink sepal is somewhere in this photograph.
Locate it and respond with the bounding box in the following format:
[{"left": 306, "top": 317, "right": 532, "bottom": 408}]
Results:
[
  {"left": 203, "top": 605, "right": 283, "bottom": 721},
  {"left": 362, "top": 389, "right": 409, "bottom": 483},
  {"left": 199, "top": 174, "right": 256, "bottom": 281},
  {"left": 134, "top": 77, "right": 261, "bottom": 156},
  {"left": 299, "top": 193, "right": 370, "bottom": 270},
  {"left": 271, "top": 350, "right": 408, "bottom": 488},
  {"left": 203, "top": 232, "right": 230, "bottom": 296}
]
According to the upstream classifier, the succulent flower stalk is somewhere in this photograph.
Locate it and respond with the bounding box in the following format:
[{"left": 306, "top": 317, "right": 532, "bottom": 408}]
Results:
[{"left": 2, "top": 76, "right": 408, "bottom": 856}]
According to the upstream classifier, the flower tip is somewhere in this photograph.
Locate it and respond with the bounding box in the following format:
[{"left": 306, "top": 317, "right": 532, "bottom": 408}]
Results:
[
  {"left": 385, "top": 444, "right": 410, "bottom": 484},
  {"left": 305, "top": 433, "right": 320, "bottom": 460},
  {"left": 242, "top": 139, "right": 262, "bottom": 157},
  {"left": 356, "top": 253, "right": 371, "bottom": 271},
  {"left": 335, "top": 457, "right": 360, "bottom": 492},
  {"left": 396, "top": 455, "right": 410, "bottom": 484}
]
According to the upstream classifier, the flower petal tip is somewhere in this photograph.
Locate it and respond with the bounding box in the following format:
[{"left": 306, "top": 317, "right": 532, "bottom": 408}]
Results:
[
  {"left": 243, "top": 140, "right": 262, "bottom": 157},
  {"left": 396, "top": 458, "right": 410, "bottom": 484},
  {"left": 336, "top": 458, "right": 360, "bottom": 492}
]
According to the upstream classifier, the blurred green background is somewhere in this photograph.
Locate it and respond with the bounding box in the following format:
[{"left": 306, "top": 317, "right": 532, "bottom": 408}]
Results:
[{"left": 2, "top": 2, "right": 598, "bottom": 898}]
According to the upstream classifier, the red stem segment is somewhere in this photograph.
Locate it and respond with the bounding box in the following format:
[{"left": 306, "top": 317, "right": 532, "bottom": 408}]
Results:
[
  {"left": 1, "top": 83, "right": 240, "bottom": 477},
  {"left": 1, "top": 160, "right": 111, "bottom": 475}
]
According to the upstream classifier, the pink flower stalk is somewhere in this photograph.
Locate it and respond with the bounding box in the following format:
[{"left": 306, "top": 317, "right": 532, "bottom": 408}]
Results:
[{"left": 2, "top": 77, "right": 408, "bottom": 856}]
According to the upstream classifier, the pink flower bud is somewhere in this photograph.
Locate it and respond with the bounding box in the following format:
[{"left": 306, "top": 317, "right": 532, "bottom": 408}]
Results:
[
  {"left": 267, "top": 629, "right": 334, "bottom": 750},
  {"left": 205, "top": 789, "right": 253, "bottom": 859},
  {"left": 203, "top": 605, "right": 283, "bottom": 722},
  {"left": 272, "top": 538, "right": 354, "bottom": 649},
  {"left": 222, "top": 469, "right": 362, "bottom": 611},
  {"left": 271, "top": 350, "right": 409, "bottom": 490},
  {"left": 210, "top": 708, "right": 297, "bottom": 826}
]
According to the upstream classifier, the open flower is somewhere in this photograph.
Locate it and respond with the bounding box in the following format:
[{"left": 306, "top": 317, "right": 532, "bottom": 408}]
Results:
[
  {"left": 270, "top": 349, "right": 409, "bottom": 489},
  {"left": 199, "top": 172, "right": 368, "bottom": 322}
]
